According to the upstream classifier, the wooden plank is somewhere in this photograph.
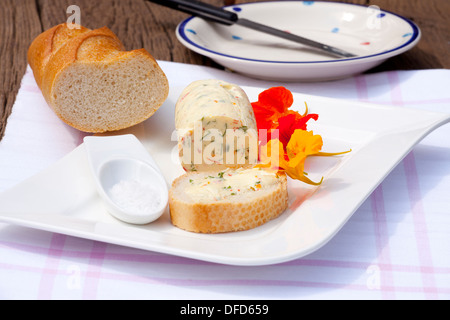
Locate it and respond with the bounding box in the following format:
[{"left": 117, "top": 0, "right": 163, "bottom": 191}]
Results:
[{"left": 0, "top": 0, "right": 42, "bottom": 139}]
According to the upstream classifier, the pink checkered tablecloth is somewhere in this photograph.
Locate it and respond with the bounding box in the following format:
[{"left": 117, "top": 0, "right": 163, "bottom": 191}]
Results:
[{"left": 0, "top": 61, "right": 449, "bottom": 300}]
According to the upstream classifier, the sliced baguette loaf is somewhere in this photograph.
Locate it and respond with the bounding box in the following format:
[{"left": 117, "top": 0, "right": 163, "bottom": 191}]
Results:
[
  {"left": 27, "top": 23, "right": 169, "bottom": 133},
  {"left": 169, "top": 167, "right": 288, "bottom": 233}
]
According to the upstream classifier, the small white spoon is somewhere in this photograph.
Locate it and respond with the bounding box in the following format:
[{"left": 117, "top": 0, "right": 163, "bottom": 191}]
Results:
[{"left": 83, "top": 134, "right": 168, "bottom": 225}]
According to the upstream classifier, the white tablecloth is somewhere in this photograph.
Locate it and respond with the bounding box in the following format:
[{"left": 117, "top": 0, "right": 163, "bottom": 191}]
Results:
[{"left": 0, "top": 61, "right": 449, "bottom": 300}]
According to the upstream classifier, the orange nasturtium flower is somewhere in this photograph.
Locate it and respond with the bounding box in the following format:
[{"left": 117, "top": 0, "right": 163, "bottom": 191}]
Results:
[{"left": 258, "top": 130, "right": 325, "bottom": 186}]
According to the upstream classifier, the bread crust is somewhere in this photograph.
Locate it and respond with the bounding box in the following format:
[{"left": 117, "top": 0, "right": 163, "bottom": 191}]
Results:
[
  {"left": 28, "top": 24, "right": 90, "bottom": 92},
  {"left": 27, "top": 23, "right": 168, "bottom": 133},
  {"left": 169, "top": 172, "right": 288, "bottom": 233}
]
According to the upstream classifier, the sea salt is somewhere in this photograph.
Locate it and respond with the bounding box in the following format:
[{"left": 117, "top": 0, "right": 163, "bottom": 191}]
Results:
[{"left": 108, "top": 179, "right": 161, "bottom": 215}]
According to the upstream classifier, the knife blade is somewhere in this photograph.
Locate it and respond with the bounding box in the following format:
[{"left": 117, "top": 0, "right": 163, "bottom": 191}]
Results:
[{"left": 147, "top": 0, "right": 357, "bottom": 58}]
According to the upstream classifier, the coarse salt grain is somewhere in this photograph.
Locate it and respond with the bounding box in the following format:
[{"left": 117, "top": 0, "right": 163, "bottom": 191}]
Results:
[{"left": 108, "top": 179, "right": 161, "bottom": 215}]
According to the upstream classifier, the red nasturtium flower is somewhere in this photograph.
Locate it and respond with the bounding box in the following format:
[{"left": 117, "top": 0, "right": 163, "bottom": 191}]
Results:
[
  {"left": 252, "top": 86, "right": 294, "bottom": 116},
  {"left": 252, "top": 86, "right": 295, "bottom": 130},
  {"left": 251, "top": 86, "right": 319, "bottom": 145},
  {"left": 277, "top": 112, "right": 319, "bottom": 146},
  {"left": 252, "top": 86, "right": 350, "bottom": 185}
]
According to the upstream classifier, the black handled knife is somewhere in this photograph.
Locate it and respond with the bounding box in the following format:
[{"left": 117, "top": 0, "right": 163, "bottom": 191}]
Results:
[{"left": 147, "top": 0, "right": 357, "bottom": 58}]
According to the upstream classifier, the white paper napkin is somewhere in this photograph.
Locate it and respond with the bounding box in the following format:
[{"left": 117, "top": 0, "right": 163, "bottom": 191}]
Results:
[{"left": 0, "top": 61, "right": 449, "bottom": 300}]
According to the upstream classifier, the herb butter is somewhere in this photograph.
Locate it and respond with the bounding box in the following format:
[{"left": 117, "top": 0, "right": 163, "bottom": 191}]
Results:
[
  {"left": 175, "top": 80, "right": 258, "bottom": 172},
  {"left": 184, "top": 168, "right": 280, "bottom": 201}
]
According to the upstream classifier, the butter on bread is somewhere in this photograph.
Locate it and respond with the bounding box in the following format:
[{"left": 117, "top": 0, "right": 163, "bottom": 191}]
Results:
[
  {"left": 169, "top": 80, "right": 289, "bottom": 233},
  {"left": 27, "top": 23, "right": 169, "bottom": 133},
  {"left": 169, "top": 168, "right": 288, "bottom": 233}
]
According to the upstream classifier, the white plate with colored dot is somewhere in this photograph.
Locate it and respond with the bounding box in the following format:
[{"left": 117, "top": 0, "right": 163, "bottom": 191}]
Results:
[{"left": 176, "top": 1, "right": 420, "bottom": 82}]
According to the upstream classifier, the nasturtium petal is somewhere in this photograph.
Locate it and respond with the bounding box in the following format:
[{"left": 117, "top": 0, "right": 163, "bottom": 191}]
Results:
[
  {"left": 286, "top": 130, "right": 323, "bottom": 160},
  {"left": 256, "top": 86, "right": 294, "bottom": 114}
]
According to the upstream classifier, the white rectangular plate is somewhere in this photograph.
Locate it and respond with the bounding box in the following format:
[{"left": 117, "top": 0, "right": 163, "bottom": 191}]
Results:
[{"left": 0, "top": 86, "right": 449, "bottom": 266}]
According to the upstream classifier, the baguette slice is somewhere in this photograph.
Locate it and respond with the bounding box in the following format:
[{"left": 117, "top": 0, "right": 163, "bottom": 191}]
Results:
[
  {"left": 169, "top": 168, "right": 288, "bottom": 233},
  {"left": 27, "top": 23, "right": 169, "bottom": 133}
]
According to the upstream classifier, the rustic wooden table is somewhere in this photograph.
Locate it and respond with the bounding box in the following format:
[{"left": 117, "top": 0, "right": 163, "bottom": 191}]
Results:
[{"left": 1, "top": 0, "right": 449, "bottom": 140}]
